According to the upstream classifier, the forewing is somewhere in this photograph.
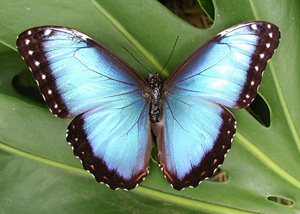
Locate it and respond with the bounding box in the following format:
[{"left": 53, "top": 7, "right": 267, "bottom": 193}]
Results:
[
  {"left": 164, "top": 21, "right": 280, "bottom": 109},
  {"left": 16, "top": 26, "right": 148, "bottom": 118}
]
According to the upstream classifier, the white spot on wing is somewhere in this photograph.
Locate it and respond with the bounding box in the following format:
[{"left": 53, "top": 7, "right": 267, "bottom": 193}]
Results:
[
  {"left": 27, "top": 30, "right": 32, "bottom": 35},
  {"left": 34, "top": 61, "right": 40, "bottom": 66},
  {"left": 268, "top": 32, "right": 273, "bottom": 38},
  {"left": 44, "top": 29, "right": 52, "bottom": 36},
  {"left": 48, "top": 89, "right": 52, "bottom": 95},
  {"left": 25, "top": 39, "right": 30, "bottom": 45},
  {"left": 251, "top": 24, "right": 258, "bottom": 31},
  {"left": 28, "top": 50, "right": 33, "bottom": 55}
]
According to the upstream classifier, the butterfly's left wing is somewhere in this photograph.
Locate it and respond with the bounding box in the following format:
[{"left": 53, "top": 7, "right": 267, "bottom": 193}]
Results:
[
  {"left": 154, "top": 21, "right": 280, "bottom": 190},
  {"left": 16, "top": 26, "right": 152, "bottom": 190}
]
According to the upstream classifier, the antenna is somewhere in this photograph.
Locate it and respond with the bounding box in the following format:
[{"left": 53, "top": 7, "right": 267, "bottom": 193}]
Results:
[
  {"left": 122, "top": 36, "right": 179, "bottom": 74},
  {"left": 159, "top": 35, "right": 179, "bottom": 74},
  {"left": 122, "top": 46, "right": 152, "bottom": 73}
]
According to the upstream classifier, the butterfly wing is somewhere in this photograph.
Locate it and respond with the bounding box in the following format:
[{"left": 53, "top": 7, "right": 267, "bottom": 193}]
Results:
[
  {"left": 164, "top": 21, "right": 280, "bottom": 109},
  {"left": 154, "top": 21, "right": 280, "bottom": 190},
  {"left": 67, "top": 97, "right": 151, "bottom": 190},
  {"left": 153, "top": 95, "right": 236, "bottom": 190},
  {"left": 17, "top": 26, "right": 151, "bottom": 190}
]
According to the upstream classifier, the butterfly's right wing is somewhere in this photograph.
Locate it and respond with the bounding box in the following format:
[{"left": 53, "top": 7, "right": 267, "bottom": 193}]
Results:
[{"left": 17, "top": 26, "right": 152, "bottom": 190}]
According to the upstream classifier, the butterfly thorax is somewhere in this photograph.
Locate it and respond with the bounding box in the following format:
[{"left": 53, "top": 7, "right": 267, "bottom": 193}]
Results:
[{"left": 148, "top": 73, "right": 163, "bottom": 123}]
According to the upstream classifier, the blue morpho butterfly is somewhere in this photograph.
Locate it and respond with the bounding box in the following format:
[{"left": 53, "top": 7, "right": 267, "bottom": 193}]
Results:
[{"left": 16, "top": 21, "right": 280, "bottom": 190}]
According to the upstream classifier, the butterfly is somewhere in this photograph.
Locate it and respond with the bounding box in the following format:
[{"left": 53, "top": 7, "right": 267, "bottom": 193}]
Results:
[{"left": 16, "top": 21, "right": 280, "bottom": 190}]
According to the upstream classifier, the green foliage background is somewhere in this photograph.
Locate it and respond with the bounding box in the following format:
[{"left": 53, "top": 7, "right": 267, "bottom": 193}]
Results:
[{"left": 0, "top": 0, "right": 299, "bottom": 213}]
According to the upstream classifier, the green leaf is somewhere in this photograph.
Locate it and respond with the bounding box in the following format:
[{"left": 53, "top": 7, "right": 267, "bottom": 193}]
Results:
[{"left": 0, "top": 0, "right": 299, "bottom": 213}]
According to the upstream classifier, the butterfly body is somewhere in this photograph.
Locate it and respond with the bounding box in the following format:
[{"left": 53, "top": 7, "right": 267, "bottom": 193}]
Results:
[
  {"left": 16, "top": 21, "right": 280, "bottom": 190},
  {"left": 148, "top": 73, "right": 163, "bottom": 123}
]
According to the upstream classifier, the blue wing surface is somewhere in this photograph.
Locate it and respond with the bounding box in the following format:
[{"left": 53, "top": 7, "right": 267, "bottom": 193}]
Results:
[
  {"left": 153, "top": 94, "right": 236, "bottom": 190},
  {"left": 164, "top": 21, "right": 280, "bottom": 109},
  {"left": 67, "top": 95, "right": 151, "bottom": 190},
  {"left": 16, "top": 26, "right": 148, "bottom": 118},
  {"left": 17, "top": 26, "right": 151, "bottom": 190},
  {"left": 155, "top": 21, "right": 280, "bottom": 190}
]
